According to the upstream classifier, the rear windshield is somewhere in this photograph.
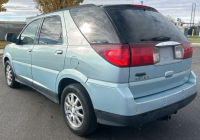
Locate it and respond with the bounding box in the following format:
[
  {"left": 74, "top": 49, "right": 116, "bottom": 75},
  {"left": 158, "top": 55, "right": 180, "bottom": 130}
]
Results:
[
  {"left": 104, "top": 6, "right": 188, "bottom": 43},
  {"left": 70, "top": 6, "right": 121, "bottom": 44}
]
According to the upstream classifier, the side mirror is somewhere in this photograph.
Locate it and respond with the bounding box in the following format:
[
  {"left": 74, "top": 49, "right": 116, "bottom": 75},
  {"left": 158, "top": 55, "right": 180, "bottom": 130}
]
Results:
[{"left": 5, "top": 33, "right": 17, "bottom": 43}]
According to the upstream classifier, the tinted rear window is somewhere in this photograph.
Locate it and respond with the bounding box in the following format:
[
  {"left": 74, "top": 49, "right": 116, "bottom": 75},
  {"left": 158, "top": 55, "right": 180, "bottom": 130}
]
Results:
[
  {"left": 70, "top": 6, "right": 121, "bottom": 44},
  {"left": 104, "top": 6, "right": 187, "bottom": 43}
]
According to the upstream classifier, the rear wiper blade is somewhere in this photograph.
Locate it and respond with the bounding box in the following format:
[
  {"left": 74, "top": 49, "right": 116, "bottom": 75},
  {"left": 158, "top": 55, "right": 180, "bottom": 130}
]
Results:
[{"left": 141, "top": 36, "right": 171, "bottom": 41}]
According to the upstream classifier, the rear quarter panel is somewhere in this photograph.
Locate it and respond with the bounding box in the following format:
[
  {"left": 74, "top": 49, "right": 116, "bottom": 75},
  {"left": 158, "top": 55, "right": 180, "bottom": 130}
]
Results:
[{"left": 63, "top": 10, "right": 129, "bottom": 83}]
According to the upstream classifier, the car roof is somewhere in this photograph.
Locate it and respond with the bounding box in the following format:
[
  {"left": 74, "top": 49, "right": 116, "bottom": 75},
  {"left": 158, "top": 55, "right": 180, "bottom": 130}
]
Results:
[
  {"left": 39, "top": 4, "right": 156, "bottom": 16},
  {"left": 33, "top": 4, "right": 156, "bottom": 20},
  {"left": 40, "top": 4, "right": 96, "bottom": 16}
]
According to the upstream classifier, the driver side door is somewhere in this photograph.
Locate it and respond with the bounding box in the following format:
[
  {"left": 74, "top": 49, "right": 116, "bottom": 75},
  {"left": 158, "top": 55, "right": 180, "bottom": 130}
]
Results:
[{"left": 12, "top": 19, "right": 41, "bottom": 86}]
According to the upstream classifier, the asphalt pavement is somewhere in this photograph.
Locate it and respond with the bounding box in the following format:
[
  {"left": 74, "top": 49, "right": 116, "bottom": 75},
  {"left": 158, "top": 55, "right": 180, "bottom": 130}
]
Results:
[{"left": 0, "top": 47, "right": 200, "bottom": 140}]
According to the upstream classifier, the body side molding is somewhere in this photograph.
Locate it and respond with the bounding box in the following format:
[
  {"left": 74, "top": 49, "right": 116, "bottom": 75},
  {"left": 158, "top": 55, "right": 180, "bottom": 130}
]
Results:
[{"left": 16, "top": 75, "right": 59, "bottom": 103}]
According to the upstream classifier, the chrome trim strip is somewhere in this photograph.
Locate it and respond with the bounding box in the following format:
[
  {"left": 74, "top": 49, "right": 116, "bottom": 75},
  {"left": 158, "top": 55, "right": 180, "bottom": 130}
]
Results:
[
  {"left": 155, "top": 41, "right": 181, "bottom": 47},
  {"left": 129, "top": 69, "right": 191, "bottom": 86},
  {"left": 87, "top": 79, "right": 129, "bottom": 88},
  {"left": 32, "top": 81, "right": 58, "bottom": 101},
  {"left": 155, "top": 60, "right": 182, "bottom": 66},
  {"left": 33, "top": 80, "right": 51, "bottom": 91},
  {"left": 16, "top": 75, "right": 33, "bottom": 87},
  {"left": 19, "top": 75, "right": 33, "bottom": 82}
]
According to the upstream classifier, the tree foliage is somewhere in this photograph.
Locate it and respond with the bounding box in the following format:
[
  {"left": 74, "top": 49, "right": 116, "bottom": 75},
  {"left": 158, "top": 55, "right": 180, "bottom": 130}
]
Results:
[
  {"left": 0, "top": 0, "right": 8, "bottom": 12},
  {"left": 33, "top": 0, "right": 84, "bottom": 13}
]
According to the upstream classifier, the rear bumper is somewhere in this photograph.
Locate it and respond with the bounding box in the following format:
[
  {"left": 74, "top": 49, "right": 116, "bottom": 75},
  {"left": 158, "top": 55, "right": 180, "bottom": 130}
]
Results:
[
  {"left": 95, "top": 92, "right": 197, "bottom": 126},
  {"left": 83, "top": 71, "right": 197, "bottom": 125}
]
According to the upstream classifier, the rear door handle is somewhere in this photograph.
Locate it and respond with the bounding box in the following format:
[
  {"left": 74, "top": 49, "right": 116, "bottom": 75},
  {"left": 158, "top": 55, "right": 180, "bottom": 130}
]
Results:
[
  {"left": 55, "top": 50, "right": 63, "bottom": 54},
  {"left": 165, "top": 71, "right": 174, "bottom": 77}
]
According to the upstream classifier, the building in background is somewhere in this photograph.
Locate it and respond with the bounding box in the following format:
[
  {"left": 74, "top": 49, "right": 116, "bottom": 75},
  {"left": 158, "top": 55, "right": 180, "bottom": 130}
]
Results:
[
  {"left": 164, "top": 15, "right": 199, "bottom": 36},
  {"left": 0, "top": 21, "right": 26, "bottom": 41}
]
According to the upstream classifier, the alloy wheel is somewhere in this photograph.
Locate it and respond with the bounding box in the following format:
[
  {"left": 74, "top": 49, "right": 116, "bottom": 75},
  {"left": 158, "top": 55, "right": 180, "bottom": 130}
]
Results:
[
  {"left": 6, "top": 65, "right": 12, "bottom": 85},
  {"left": 64, "top": 93, "right": 84, "bottom": 128}
]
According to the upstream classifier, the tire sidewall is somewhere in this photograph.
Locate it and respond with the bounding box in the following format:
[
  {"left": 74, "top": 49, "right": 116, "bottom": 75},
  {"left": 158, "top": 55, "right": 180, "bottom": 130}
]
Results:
[
  {"left": 5, "top": 61, "right": 15, "bottom": 87},
  {"left": 61, "top": 84, "right": 95, "bottom": 134}
]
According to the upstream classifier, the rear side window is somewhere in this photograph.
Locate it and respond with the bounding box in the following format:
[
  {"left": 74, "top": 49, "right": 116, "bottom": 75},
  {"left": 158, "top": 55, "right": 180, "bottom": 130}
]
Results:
[
  {"left": 70, "top": 6, "right": 121, "bottom": 44},
  {"left": 104, "top": 6, "right": 188, "bottom": 43},
  {"left": 39, "top": 16, "right": 62, "bottom": 45}
]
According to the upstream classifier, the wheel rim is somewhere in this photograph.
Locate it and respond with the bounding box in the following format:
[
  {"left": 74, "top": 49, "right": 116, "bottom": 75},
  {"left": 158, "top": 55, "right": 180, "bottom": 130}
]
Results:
[
  {"left": 6, "top": 65, "right": 12, "bottom": 85},
  {"left": 64, "top": 93, "right": 84, "bottom": 128}
]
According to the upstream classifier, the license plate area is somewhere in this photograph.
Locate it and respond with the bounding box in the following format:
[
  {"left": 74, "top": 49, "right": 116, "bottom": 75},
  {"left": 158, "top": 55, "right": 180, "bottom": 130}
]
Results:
[
  {"left": 155, "top": 46, "right": 182, "bottom": 66},
  {"left": 159, "top": 46, "right": 174, "bottom": 62}
]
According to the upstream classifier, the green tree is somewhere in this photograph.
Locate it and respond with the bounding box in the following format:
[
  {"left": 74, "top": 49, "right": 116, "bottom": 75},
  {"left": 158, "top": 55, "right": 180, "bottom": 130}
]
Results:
[
  {"left": 33, "top": 0, "right": 84, "bottom": 13},
  {"left": 0, "top": 0, "right": 8, "bottom": 12}
]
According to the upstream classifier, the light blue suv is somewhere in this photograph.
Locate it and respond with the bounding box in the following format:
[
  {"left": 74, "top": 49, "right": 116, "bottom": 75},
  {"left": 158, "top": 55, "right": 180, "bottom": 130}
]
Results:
[{"left": 3, "top": 4, "right": 197, "bottom": 135}]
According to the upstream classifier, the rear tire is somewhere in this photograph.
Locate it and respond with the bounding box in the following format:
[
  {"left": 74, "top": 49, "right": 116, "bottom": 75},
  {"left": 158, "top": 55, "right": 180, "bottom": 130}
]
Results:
[
  {"left": 5, "top": 60, "right": 20, "bottom": 88},
  {"left": 61, "top": 83, "right": 98, "bottom": 136}
]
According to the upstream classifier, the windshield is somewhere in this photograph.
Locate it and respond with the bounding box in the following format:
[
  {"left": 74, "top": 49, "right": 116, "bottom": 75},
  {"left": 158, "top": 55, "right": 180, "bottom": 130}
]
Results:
[{"left": 104, "top": 6, "right": 188, "bottom": 43}]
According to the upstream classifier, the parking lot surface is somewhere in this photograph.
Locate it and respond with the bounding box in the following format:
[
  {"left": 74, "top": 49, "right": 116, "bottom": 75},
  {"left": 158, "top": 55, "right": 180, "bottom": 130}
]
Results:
[{"left": 0, "top": 47, "right": 200, "bottom": 140}]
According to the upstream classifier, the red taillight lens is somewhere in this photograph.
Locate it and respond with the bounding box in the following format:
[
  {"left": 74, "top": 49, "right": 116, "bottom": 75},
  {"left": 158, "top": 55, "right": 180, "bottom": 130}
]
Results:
[
  {"left": 182, "top": 43, "right": 193, "bottom": 59},
  {"left": 91, "top": 44, "right": 130, "bottom": 67},
  {"left": 130, "top": 44, "right": 155, "bottom": 67},
  {"left": 92, "top": 42, "right": 193, "bottom": 68},
  {"left": 104, "top": 49, "right": 130, "bottom": 67}
]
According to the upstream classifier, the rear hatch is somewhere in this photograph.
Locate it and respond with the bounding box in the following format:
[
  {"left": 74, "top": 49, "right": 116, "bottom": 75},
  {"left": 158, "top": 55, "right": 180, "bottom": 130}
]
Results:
[{"left": 103, "top": 5, "right": 193, "bottom": 99}]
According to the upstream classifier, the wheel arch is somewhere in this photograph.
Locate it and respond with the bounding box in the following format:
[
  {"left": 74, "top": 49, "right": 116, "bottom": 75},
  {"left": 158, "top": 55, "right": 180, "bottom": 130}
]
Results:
[
  {"left": 57, "top": 78, "right": 80, "bottom": 103},
  {"left": 4, "top": 57, "right": 9, "bottom": 65},
  {"left": 56, "top": 69, "right": 88, "bottom": 104},
  {"left": 3, "top": 53, "right": 15, "bottom": 73}
]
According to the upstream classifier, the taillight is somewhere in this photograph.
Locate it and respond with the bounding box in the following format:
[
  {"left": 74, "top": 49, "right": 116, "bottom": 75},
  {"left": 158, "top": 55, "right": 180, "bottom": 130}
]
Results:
[
  {"left": 129, "top": 43, "right": 158, "bottom": 67},
  {"left": 91, "top": 44, "right": 130, "bottom": 67},
  {"left": 182, "top": 43, "right": 193, "bottom": 59},
  {"left": 153, "top": 47, "right": 160, "bottom": 63},
  {"left": 92, "top": 44, "right": 160, "bottom": 67},
  {"left": 174, "top": 45, "right": 184, "bottom": 59},
  {"left": 130, "top": 47, "right": 154, "bottom": 67},
  {"left": 91, "top": 43, "right": 193, "bottom": 68}
]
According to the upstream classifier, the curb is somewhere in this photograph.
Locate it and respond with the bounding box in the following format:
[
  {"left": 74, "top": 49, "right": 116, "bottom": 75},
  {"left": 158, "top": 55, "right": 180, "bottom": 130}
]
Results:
[{"left": 192, "top": 43, "right": 200, "bottom": 47}]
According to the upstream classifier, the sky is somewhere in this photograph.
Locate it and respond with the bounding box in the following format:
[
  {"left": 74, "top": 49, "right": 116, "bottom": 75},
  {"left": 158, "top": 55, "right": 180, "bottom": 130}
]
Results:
[{"left": 0, "top": 0, "right": 199, "bottom": 23}]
